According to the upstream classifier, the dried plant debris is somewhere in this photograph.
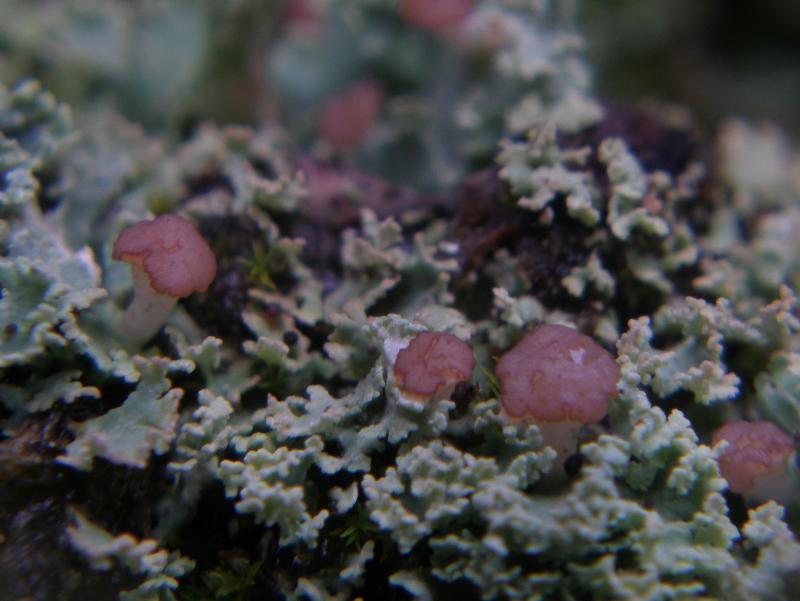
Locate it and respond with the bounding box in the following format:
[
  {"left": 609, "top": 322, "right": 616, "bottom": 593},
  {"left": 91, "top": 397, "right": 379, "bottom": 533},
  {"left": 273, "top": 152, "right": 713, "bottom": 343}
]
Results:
[{"left": 1, "top": 2, "right": 800, "bottom": 600}]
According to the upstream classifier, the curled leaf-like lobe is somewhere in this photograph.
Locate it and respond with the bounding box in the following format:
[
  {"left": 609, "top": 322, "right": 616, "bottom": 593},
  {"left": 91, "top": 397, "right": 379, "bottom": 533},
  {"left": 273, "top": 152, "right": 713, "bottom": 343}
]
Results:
[
  {"left": 496, "top": 324, "right": 618, "bottom": 423},
  {"left": 393, "top": 332, "right": 476, "bottom": 400},
  {"left": 712, "top": 420, "right": 794, "bottom": 496},
  {"left": 112, "top": 213, "right": 217, "bottom": 298}
]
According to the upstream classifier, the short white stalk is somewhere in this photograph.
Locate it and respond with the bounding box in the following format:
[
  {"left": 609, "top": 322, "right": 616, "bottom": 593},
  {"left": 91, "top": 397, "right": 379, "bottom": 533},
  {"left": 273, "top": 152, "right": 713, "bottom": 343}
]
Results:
[
  {"left": 122, "top": 265, "right": 177, "bottom": 344},
  {"left": 537, "top": 420, "right": 583, "bottom": 469}
]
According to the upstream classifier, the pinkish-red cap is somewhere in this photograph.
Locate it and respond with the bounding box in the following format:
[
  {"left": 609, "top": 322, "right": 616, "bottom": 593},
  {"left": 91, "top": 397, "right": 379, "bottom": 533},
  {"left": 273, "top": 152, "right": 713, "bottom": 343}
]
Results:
[
  {"left": 283, "top": 0, "right": 319, "bottom": 24},
  {"left": 712, "top": 420, "right": 794, "bottom": 494},
  {"left": 319, "top": 80, "right": 383, "bottom": 150},
  {"left": 400, "top": 0, "right": 473, "bottom": 31},
  {"left": 496, "top": 324, "right": 619, "bottom": 423},
  {"left": 112, "top": 214, "right": 217, "bottom": 297},
  {"left": 393, "top": 331, "right": 476, "bottom": 400}
]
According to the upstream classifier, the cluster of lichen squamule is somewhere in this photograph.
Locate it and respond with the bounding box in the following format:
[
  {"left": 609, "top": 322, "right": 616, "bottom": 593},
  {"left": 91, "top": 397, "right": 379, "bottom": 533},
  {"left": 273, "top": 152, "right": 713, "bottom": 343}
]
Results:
[{"left": 1, "top": 1, "right": 799, "bottom": 600}]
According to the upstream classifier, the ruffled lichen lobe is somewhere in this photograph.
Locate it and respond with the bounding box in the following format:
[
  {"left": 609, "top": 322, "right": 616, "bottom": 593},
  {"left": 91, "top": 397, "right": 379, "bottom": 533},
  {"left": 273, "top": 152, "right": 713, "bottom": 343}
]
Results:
[
  {"left": 712, "top": 420, "right": 796, "bottom": 504},
  {"left": 392, "top": 331, "right": 476, "bottom": 401}
]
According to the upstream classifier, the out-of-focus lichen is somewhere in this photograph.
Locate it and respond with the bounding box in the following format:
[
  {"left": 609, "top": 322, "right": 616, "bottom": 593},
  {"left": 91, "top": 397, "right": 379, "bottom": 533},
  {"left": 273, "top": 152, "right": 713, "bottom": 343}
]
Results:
[
  {"left": 67, "top": 510, "right": 195, "bottom": 601},
  {"left": 697, "top": 208, "right": 800, "bottom": 312},
  {"left": 0, "top": 81, "right": 109, "bottom": 427},
  {"left": 562, "top": 250, "right": 616, "bottom": 298},
  {"left": 58, "top": 111, "right": 164, "bottom": 250},
  {"left": 494, "top": 107, "right": 706, "bottom": 314},
  {"left": 599, "top": 137, "right": 703, "bottom": 296},
  {"left": 0, "top": 79, "right": 75, "bottom": 166},
  {"left": 755, "top": 352, "right": 800, "bottom": 433},
  {"left": 0, "top": 136, "right": 37, "bottom": 210},
  {"left": 0, "top": 1, "right": 279, "bottom": 128},
  {"left": 717, "top": 120, "right": 800, "bottom": 215},
  {"left": 694, "top": 121, "right": 800, "bottom": 324},
  {"left": 460, "top": 1, "right": 602, "bottom": 136}
]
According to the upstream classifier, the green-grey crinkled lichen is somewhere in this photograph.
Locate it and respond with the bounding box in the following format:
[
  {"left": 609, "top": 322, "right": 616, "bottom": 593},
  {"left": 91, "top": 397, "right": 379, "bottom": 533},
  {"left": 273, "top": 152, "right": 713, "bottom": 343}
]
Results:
[
  {"left": 755, "top": 351, "right": 800, "bottom": 433},
  {"left": 498, "top": 124, "right": 600, "bottom": 225},
  {"left": 58, "top": 356, "right": 191, "bottom": 470},
  {"left": 67, "top": 511, "right": 195, "bottom": 601},
  {"left": 0, "top": 79, "right": 75, "bottom": 165},
  {"left": 2, "top": 2, "right": 800, "bottom": 600},
  {"left": 0, "top": 136, "right": 37, "bottom": 210}
]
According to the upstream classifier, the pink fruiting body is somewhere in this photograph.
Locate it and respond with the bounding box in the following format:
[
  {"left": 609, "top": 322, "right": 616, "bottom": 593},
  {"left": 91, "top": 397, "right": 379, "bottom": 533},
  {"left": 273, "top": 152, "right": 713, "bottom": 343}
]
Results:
[
  {"left": 112, "top": 213, "right": 217, "bottom": 343},
  {"left": 712, "top": 420, "right": 795, "bottom": 503},
  {"left": 283, "top": 0, "right": 318, "bottom": 24},
  {"left": 393, "top": 331, "right": 476, "bottom": 401},
  {"left": 497, "top": 324, "right": 618, "bottom": 422},
  {"left": 319, "top": 80, "right": 383, "bottom": 150},
  {"left": 400, "top": 0, "right": 473, "bottom": 31},
  {"left": 496, "top": 324, "right": 619, "bottom": 459}
]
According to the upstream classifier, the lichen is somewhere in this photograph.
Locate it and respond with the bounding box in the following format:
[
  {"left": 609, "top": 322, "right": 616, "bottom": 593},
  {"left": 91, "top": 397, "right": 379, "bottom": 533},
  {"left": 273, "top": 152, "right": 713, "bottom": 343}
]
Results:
[
  {"left": 58, "top": 356, "right": 190, "bottom": 470},
  {"left": 67, "top": 510, "right": 195, "bottom": 601},
  {"left": 2, "top": 3, "right": 800, "bottom": 600}
]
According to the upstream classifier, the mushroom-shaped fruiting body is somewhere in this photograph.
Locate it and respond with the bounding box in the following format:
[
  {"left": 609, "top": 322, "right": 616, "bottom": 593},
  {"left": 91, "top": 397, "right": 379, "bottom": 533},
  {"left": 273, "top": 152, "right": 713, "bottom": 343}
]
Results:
[
  {"left": 496, "top": 324, "right": 619, "bottom": 461},
  {"left": 400, "top": 0, "right": 473, "bottom": 31},
  {"left": 393, "top": 331, "right": 476, "bottom": 401},
  {"left": 112, "top": 214, "right": 217, "bottom": 344},
  {"left": 319, "top": 80, "right": 383, "bottom": 151},
  {"left": 712, "top": 420, "right": 796, "bottom": 504}
]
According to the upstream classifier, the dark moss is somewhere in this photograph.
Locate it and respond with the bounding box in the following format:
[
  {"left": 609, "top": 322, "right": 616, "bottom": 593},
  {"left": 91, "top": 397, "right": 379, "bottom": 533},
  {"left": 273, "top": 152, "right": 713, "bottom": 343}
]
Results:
[
  {"left": 189, "top": 214, "right": 299, "bottom": 345},
  {"left": 448, "top": 167, "right": 598, "bottom": 317}
]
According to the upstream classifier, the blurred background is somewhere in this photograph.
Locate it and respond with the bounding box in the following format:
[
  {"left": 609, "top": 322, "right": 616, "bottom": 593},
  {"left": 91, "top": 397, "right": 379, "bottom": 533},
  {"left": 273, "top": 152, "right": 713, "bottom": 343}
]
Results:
[
  {"left": 0, "top": 0, "right": 800, "bottom": 134},
  {"left": 583, "top": 0, "right": 800, "bottom": 136},
  {"left": 1, "top": 0, "right": 798, "bottom": 175}
]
